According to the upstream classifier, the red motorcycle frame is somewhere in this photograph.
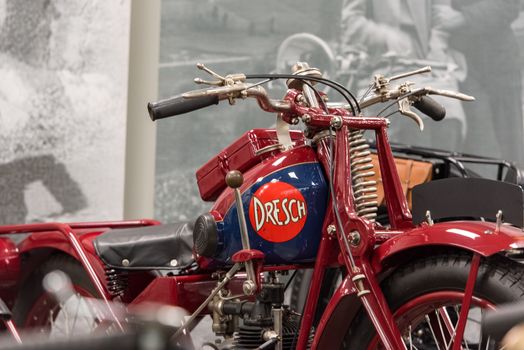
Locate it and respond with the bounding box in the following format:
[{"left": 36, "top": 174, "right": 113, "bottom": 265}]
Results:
[{"left": 1, "top": 71, "right": 524, "bottom": 350}]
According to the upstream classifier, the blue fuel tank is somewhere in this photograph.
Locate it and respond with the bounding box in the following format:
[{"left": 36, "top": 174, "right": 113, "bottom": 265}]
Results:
[{"left": 209, "top": 146, "right": 328, "bottom": 265}]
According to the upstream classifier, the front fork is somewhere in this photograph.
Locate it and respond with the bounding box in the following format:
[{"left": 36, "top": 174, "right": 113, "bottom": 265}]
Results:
[
  {"left": 338, "top": 246, "right": 407, "bottom": 350},
  {"left": 295, "top": 225, "right": 407, "bottom": 350},
  {"left": 300, "top": 229, "right": 483, "bottom": 350},
  {"left": 297, "top": 121, "right": 482, "bottom": 349},
  {"left": 296, "top": 123, "right": 407, "bottom": 350}
]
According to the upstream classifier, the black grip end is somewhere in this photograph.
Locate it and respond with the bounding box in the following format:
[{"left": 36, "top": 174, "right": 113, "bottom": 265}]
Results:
[
  {"left": 147, "top": 102, "right": 159, "bottom": 121},
  {"left": 413, "top": 96, "right": 446, "bottom": 122},
  {"left": 147, "top": 94, "right": 219, "bottom": 121}
]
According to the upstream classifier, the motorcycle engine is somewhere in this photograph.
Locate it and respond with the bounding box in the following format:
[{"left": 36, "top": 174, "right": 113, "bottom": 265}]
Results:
[{"left": 209, "top": 275, "right": 313, "bottom": 349}]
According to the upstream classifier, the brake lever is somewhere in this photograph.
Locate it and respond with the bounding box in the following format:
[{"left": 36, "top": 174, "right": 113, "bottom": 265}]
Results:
[
  {"left": 193, "top": 63, "right": 246, "bottom": 87},
  {"left": 397, "top": 98, "right": 424, "bottom": 131},
  {"left": 422, "top": 87, "right": 475, "bottom": 101},
  {"left": 182, "top": 84, "right": 249, "bottom": 99}
]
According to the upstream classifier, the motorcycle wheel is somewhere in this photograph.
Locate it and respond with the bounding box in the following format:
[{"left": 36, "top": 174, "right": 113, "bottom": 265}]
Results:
[
  {"left": 344, "top": 251, "right": 524, "bottom": 349},
  {"left": 12, "top": 254, "right": 99, "bottom": 335}
]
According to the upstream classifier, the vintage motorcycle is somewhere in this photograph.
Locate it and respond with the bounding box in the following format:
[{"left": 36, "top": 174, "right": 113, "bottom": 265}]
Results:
[{"left": 0, "top": 62, "right": 524, "bottom": 350}]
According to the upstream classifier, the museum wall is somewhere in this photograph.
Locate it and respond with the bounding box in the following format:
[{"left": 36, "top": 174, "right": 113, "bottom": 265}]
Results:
[{"left": 0, "top": 1, "right": 131, "bottom": 225}]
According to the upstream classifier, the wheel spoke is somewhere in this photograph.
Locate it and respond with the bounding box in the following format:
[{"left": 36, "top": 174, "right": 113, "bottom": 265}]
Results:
[
  {"left": 439, "top": 307, "right": 456, "bottom": 342},
  {"left": 425, "top": 311, "right": 447, "bottom": 350},
  {"left": 63, "top": 301, "right": 70, "bottom": 337},
  {"left": 70, "top": 294, "right": 82, "bottom": 332},
  {"left": 425, "top": 315, "right": 443, "bottom": 350},
  {"left": 405, "top": 325, "right": 421, "bottom": 350}
]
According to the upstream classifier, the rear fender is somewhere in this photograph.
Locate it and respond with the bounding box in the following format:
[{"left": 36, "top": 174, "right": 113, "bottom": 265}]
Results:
[
  {"left": 372, "top": 221, "right": 524, "bottom": 273},
  {"left": 17, "top": 229, "right": 108, "bottom": 292}
]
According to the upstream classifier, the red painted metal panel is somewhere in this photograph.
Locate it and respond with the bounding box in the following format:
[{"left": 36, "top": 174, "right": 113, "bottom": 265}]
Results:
[
  {"left": 196, "top": 129, "right": 306, "bottom": 201},
  {"left": 130, "top": 274, "right": 247, "bottom": 314},
  {"left": 452, "top": 254, "right": 481, "bottom": 350},
  {"left": 372, "top": 221, "right": 524, "bottom": 272},
  {"left": 211, "top": 145, "right": 319, "bottom": 216}
]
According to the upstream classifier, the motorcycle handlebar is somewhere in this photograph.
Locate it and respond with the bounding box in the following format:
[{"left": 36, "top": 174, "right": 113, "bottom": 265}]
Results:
[
  {"left": 413, "top": 96, "right": 446, "bottom": 121},
  {"left": 147, "top": 94, "right": 219, "bottom": 121},
  {"left": 147, "top": 66, "right": 474, "bottom": 126}
]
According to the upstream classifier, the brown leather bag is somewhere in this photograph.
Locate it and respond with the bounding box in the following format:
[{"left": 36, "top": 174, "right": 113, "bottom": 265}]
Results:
[{"left": 370, "top": 154, "right": 433, "bottom": 209}]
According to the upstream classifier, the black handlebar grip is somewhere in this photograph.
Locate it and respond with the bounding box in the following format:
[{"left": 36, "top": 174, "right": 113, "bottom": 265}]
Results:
[
  {"left": 482, "top": 301, "right": 524, "bottom": 342},
  {"left": 147, "top": 94, "right": 219, "bottom": 121},
  {"left": 413, "top": 96, "right": 446, "bottom": 121}
]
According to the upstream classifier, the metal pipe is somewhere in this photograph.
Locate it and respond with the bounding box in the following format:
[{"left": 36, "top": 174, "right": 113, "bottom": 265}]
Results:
[
  {"left": 4, "top": 320, "right": 22, "bottom": 344},
  {"left": 171, "top": 263, "right": 241, "bottom": 341},
  {"left": 273, "top": 308, "right": 283, "bottom": 350}
]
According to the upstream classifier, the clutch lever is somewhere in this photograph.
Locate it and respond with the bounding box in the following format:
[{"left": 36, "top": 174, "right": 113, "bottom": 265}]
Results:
[
  {"left": 396, "top": 86, "right": 474, "bottom": 131},
  {"left": 397, "top": 97, "right": 424, "bottom": 131}
]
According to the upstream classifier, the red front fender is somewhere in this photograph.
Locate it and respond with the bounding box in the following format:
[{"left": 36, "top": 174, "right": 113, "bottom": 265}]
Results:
[{"left": 372, "top": 221, "right": 524, "bottom": 273}]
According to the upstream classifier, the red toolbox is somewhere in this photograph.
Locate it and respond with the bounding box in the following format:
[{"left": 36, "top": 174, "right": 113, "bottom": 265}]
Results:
[{"left": 196, "top": 129, "right": 306, "bottom": 201}]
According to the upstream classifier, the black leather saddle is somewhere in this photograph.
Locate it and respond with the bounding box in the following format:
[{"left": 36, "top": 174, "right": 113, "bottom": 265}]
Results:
[{"left": 93, "top": 223, "right": 195, "bottom": 270}]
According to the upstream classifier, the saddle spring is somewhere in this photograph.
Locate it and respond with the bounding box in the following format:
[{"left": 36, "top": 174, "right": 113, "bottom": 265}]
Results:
[
  {"left": 105, "top": 267, "right": 128, "bottom": 297},
  {"left": 349, "top": 129, "right": 378, "bottom": 222}
]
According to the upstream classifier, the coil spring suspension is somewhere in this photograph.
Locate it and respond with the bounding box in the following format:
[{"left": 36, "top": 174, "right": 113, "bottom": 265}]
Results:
[
  {"left": 349, "top": 129, "right": 378, "bottom": 221},
  {"left": 105, "top": 267, "right": 128, "bottom": 297}
]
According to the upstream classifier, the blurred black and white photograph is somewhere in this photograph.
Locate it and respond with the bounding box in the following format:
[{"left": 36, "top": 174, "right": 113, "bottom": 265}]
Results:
[
  {"left": 155, "top": 0, "right": 524, "bottom": 222},
  {"left": 0, "top": 0, "right": 130, "bottom": 224}
]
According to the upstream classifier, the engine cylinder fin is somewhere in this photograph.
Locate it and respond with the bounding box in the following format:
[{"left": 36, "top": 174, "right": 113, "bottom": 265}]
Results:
[{"left": 232, "top": 314, "right": 309, "bottom": 350}]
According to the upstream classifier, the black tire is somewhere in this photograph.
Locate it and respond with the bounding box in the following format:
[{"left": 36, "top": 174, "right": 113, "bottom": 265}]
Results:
[
  {"left": 344, "top": 252, "right": 524, "bottom": 349},
  {"left": 12, "top": 254, "right": 97, "bottom": 329},
  {"left": 290, "top": 268, "right": 342, "bottom": 325},
  {"left": 290, "top": 269, "right": 312, "bottom": 312}
]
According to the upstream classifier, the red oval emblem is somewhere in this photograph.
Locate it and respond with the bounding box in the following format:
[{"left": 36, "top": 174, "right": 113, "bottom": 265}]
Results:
[{"left": 248, "top": 181, "right": 307, "bottom": 243}]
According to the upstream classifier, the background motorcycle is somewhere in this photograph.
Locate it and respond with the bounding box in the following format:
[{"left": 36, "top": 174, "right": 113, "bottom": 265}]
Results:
[{"left": 0, "top": 62, "right": 523, "bottom": 349}]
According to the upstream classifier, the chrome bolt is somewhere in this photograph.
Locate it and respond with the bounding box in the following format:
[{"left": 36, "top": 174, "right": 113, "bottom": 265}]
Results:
[
  {"left": 170, "top": 259, "right": 178, "bottom": 267},
  {"left": 327, "top": 224, "right": 337, "bottom": 236},
  {"left": 122, "top": 259, "right": 130, "bottom": 267},
  {"left": 425, "top": 210, "right": 434, "bottom": 226},
  {"left": 349, "top": 231, "right": 361, "bottom": 246},
  {"left": 302, "top": 114, "right": 311, "bottom": 123},
  {"left": 496, "top": 210, "right": 503, "bottom": 232},
  {"left": 243, "top": 280, "right": 256, "bottom": 296},
  {"left": 330, "top": 116, "right": 342, "bottom": 129}
]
